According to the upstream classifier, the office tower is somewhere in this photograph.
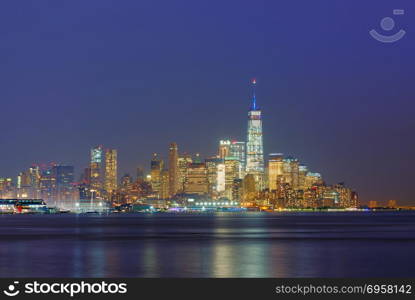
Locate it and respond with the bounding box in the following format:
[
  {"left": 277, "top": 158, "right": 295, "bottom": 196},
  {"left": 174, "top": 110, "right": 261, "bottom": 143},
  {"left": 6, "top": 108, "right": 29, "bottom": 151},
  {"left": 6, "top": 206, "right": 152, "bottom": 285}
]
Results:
[
  {"left": 160, "top": 169, "right": 170, "bottom": 199},
  {"left": 219, "top": 140, "right": 231, "bottom": 159},
  {"left": 121, "top": 174, "right": 133, "bottom": 188},
  {"left": 193, "top": 153, "right": 202, "bottom": 163},
  {"left": 17, "top": 171, "right": 31, "bottom": 189},
  {"left": 150, "top": 153, "right": 163, "bottom": 197},
  {"left": 52, "top": 165, "right": 76, "bottom": 209},
  {"left": 351, "top": 191, "right": 359, "bottom": 207},
  {"left": 178, "top": 153, "right": 192, "bottom": 192},
  {"left": 290, "top": 158, "right": 300, "bottom": 189},
  {"left": 16, "top": 171, "right": 32, "bottom": 199},
  {"left": 224, "top": 157, "right": 240, "bottom": 200},
  {"left": 39, "top": 166, "right": 55, "bottom": 204},
  {"left": 136, "top": 167, "right": 144, "bottom": 181},
  {"left": 368, "top": 200, "right": 378, "bottom": 208},
  {"left": 283, "top": 156, "right": 299, "bottom": 189},
  {"left": 245, "top": 79, "right": 264, "bottom": 188},
  {"left": 298, "top": 164, "right": 308, "bottom": 190},
  {"left": 184, "top": 162, "right": 208, "bottom": 194},
  {"left": 168, "top": 142, "right": 179, "bottom": 197},
  {"left": 205, "top": 156, "right": 224, "bottom": 197},
  {"left": 0, "top": 178, "right": 13, "bottom": 198},
  {"left": 81, "top": 167, "right": 91, "bottom": 185},
  {"left": 90, "top": 146, "right": 104, "bottom": 195},
  {"left": 216, "top": 162, "right": 226, "bottom": 193},
  {"left": 242, "top": 174, "right": 257, "bottom": 202},
  {"left": 230, "top": 140, "right": 246, "bottom": 178},
  {"left": 105, "top": 149, "right": 118, "bottom": 195},
  {"left": 330, "top": 183, "right": 349, "bottom": 208},
  {"left": 387, "top": 199, "right": 397, "bottom": 208},
  {"left": 28, "top": 165, "right": 41, "bottom": 191},
  {"left": 305, "top": 172, "right": 323, "bottom": 188},
  {"left": 268, "top": 153, "right": 284, "bottom": 191}
]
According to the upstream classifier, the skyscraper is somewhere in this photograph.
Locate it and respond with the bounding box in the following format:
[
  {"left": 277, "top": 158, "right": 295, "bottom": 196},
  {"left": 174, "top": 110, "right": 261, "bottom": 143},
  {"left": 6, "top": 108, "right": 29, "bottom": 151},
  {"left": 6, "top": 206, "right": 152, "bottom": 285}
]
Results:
[
  {"left": 218, "top": 140, "right": 231, "bottom": 159},
  {"left": 178, "top": 153, "right": 192, "bottom": 193},
  {"left": 205, "top": 156, "right": 223, "bottom": 197},
  {"left": 168, "top": 142, "right": 179, "bottom": 197},
  {"left": 268, "top": 153, "right": 284, "bottom": 191},
  {"left": 219, "top": 140, "right": 246, "bottom": 178},
  {"left": 136, "top": 166, "right": 144, "bottom": 181},
  {"left": 245, "top": 79, "right": 264, "bottom": 187},
  {"left": 230, "top": 140, "right": 246, "bottom": 178},
  {"left": 105, "top": 149, "right": 117, "bottom": 195},
  {"left": 150, "top": 153, "right": 163, "bottom": 197},
  {"left": 224, "top": 157, "right": 240, "bottom": 200},
  {"left": 90, "top": 145, "right": 104, "bottom": 195}
]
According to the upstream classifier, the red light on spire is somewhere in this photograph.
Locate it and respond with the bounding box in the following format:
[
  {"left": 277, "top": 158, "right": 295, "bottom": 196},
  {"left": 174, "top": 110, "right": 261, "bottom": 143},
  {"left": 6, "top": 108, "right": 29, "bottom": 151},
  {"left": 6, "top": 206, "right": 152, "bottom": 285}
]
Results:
[{"left": 252, "top": 78, "right": 256, "bottom": 85}]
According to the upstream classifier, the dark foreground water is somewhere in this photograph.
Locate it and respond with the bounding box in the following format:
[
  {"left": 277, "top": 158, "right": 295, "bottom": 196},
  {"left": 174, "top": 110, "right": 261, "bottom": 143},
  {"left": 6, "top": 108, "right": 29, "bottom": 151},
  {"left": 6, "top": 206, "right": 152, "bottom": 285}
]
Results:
[{"left": 0, "top": 212, "right": 414, "bottom": 277}]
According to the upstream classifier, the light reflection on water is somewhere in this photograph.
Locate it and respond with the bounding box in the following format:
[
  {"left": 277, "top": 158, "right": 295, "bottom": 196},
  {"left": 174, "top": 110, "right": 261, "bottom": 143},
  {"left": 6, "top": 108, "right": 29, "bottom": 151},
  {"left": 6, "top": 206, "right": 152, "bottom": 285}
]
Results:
[{"left": 0, "top": 212, "right": 415, "bottom": 277}]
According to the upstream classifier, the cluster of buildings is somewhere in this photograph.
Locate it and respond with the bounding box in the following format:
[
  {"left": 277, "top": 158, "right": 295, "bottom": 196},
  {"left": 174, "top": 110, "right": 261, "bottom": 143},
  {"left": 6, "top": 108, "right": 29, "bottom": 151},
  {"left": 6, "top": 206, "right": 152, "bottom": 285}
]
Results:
[
  {"left": 0, "top": 147, "right": 118, "bottom": 211},
  {"left": 0, "top": 80, "right": 359, "bottom": 211},
  {"left": 141, "top": 144, "right": 358, "bottom": 209}
]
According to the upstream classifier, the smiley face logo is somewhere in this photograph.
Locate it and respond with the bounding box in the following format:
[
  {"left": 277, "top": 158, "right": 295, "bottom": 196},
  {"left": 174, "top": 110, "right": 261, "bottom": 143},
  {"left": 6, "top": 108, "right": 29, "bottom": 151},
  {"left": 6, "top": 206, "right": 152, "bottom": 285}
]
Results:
[
  {"left": 3, "top": 281, "right": 20, "bottom": 297},
  {"left": 370, "top": 9, "right": 406, "bottom": 43}
]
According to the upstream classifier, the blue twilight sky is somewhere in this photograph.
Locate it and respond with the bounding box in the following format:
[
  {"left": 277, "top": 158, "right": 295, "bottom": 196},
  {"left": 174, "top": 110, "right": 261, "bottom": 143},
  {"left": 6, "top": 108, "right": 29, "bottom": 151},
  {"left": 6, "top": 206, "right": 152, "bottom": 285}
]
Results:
[{"left": 0, "top": 0, "right": 414, "bottom": 204}]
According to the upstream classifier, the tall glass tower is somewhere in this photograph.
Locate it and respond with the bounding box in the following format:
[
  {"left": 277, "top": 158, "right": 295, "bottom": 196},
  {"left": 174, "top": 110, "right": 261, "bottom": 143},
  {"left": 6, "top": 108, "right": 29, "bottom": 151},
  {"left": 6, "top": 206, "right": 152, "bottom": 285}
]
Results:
[
  {"left": 245, "top": 79, "right": 264, "bottom": 188},
  {"left": 90, "top": 145, "right": 104, "bottom": 195}
]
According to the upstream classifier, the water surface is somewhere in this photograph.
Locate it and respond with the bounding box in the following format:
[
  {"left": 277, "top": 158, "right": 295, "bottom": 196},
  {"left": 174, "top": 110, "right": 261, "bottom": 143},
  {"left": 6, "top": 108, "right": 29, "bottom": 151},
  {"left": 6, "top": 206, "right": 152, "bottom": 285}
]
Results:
[{"left": 0, "top": 212, "right": 414, "bottom": 277}]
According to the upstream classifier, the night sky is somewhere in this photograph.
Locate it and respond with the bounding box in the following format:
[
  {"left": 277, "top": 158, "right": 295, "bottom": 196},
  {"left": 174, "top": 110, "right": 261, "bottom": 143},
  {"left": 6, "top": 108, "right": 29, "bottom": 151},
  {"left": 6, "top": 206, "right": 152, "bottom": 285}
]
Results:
[{"left": 0, "top": 0, "right": 414, "bottom": 204}]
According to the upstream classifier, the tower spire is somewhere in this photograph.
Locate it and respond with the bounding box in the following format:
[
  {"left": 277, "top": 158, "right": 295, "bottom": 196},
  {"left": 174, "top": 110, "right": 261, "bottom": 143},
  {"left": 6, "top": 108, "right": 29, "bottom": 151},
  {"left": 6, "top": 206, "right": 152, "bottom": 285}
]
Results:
[{"left": 250, "top": 78, "right": 258, "bottom": 110}]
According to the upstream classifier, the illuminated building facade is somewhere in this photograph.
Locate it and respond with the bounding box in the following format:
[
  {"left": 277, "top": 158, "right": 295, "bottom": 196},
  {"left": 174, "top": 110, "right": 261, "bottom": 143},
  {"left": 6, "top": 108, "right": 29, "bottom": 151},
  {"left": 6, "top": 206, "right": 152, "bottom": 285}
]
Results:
[
  {"left": 245, "top": 79, "right": 264, "bottom": 187},
  {"left": 168, "top": 142, "right": 179, "bottom": 197},
  {"left": 283, "top": 157, "right": 299, "bottom": 189},
  {"left": 298, "top": 164, "right": 308, "bottom": 190},
  {"left": 105, "top": 149, "right": 117, "bottom": 195},
  {"left": 230, "top": 140, "right": 246, "bottom": 178},
  {"left": 150, "top": 153, "right": 163, "bottom": 198},
  {"left": 184, "top": 162, "right": 208, "bottom": 194},
  {"left": 387, "top": 199, "right": 397, "bottom": 208},
  {"left": 368, "top": 200, "right": 378, "bottom": 208},
  {"left": 268, "top": 153, "right": 284, "bottom": 191},
  {"left": 205, "top": 156, "right": 223, "bottom": 197},
  {"left": 232, "top": 179, "right": 243, "bottom": 201},
  {"left": 216, "top": 162, "right": 226, "bottom": 193},
  {"left": 242, "top": 174, "right": 257, "bottom": 202},
  {"left": 178, "top": 153, "right": 192, "bottom": 192},
  {"left": 52, "top": 165, "right": 76, "bottom": 209},
  {"left": 90, "top": 146, "right": 104, "bottom": 196}
]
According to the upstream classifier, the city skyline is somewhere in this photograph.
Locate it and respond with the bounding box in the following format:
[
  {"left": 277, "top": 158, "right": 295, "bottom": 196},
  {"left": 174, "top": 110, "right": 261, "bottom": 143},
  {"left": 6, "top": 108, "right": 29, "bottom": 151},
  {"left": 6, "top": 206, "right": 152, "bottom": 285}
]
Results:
[
  {"left": 0, "top": 1, "right": 414, "bottom": 205},
  {"left": 0, "top": 77, "right": 405, "bottom": 205},
  {"left": 1, "top": 80, "right": 359, "bottom": 209}
]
